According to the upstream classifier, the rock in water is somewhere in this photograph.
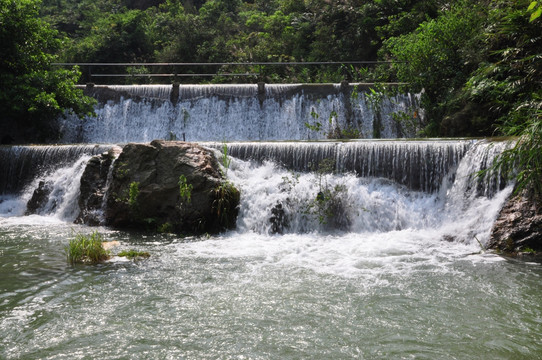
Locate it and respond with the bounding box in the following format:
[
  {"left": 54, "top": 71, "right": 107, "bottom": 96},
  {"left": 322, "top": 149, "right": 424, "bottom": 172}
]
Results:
[
  {"left": 102, "top": 140, "right": 239, "bottom": 234},
  {"left": 25, "top": 180, "right": 53, "bottom": 215},
  {"left": 76, "top": 146, "right": 122, "bottom": 225},
  {"left": 488, "top": 190, "right": 542, "bottom": 257}
]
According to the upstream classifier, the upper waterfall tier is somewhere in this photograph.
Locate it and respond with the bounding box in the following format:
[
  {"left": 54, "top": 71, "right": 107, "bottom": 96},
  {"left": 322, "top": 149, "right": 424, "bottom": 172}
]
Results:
[{"left": 59, "top": 84, "right": 421, "bottom": 143}]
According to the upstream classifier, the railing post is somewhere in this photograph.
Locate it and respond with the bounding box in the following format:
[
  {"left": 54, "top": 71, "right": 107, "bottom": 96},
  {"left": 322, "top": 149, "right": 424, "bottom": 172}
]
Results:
[
  {"left": 257, "top": 82, "right": 265, "bottom": 106},
  {"left": 171, "top": 82, "right": 180, "bottom": 105}
]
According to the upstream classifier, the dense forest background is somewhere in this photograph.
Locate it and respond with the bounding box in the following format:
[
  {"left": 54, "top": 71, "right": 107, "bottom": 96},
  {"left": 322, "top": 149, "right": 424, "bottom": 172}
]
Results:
[{"left": 1, "top": 0, "right": 541, "bottom": 151}]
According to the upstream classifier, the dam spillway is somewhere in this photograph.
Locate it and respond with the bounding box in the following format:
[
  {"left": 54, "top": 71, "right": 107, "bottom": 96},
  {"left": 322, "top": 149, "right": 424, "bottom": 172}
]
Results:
[{"left": 59, "top": 83, "right": 421, "bottom": 143}]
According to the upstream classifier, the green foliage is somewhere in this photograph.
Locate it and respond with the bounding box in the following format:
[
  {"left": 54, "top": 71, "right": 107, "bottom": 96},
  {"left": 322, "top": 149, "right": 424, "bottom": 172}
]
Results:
[
  {"left": 178, "top": 175, "right": 193, "bottom": 204},
  {"left": 1, "top": 0, "right": 95, "bottom": 142},
  {"left": 489, "top": 111, "right": 542, "bottom": 198},
  {"left": 528, "top": 1, "right": 542, "bottom": 21},
  {"left": 117, "top": 249, "right": 150, "bottom": 259},
  {"left": 465, "top": 1, "right": 542, "bottom": 200},
  {"left": 338, "top": 127, "right": 362, "bottom": 139},
  {"left": 304, "top": 158, "right": 351, "bottom": 228},
  {"left": 65, "top": 231, "right": 110, "bottom": 265},
  {"left": 522, "top": 246, "right": 536, "bottom": 254},
  {"left": 304, "top": 120, "right": 322, "bottom": 134},
  {"left": 128, "top": 181, "right": 140, "bottom": 208},
  {"left": 36, "top": 0, "right": 443, "bottom": 84},
  {"left": 157, "top": 222, "right": 174, "bottom": 233},
  {"left": 220, "top": 142, "right": 231, "bottom": 173},
  {"left": 212, "top": 181, "right": 240, "bottom": 229},
  {"left": 391, "top": 107, "right": 421, "bottom": 137},
  {"left": 384, "top": 2, "right": 484, "bottom": 135}
]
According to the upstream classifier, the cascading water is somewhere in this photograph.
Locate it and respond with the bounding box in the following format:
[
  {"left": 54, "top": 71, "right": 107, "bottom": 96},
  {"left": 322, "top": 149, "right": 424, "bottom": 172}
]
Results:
[
  {"left": 0, "top": 145, "right": 109, "bottom": 219},
  {"left": 59, "top": 84, "right": 420, "bottom": 143},
  {"left": 218, "top": 140, "right": 512, "bottom": 242},
  {"left": 2, "top": 88, "right": 541, "bottom": 358},
  {"left": 211, "top": 140, "right": 471, "bottom": 192}
]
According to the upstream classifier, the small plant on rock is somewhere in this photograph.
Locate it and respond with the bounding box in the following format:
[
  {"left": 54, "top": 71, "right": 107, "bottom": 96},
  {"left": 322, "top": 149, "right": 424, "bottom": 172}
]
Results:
[
  {"left": 213, "top": 181, "right": 240, "bottom": 229},
  {"left": 178, "top": 175, "right": 193, "bottom": 205},
  {"left": 128, "top": 181, "right": 140, "bottom": 208},
  {"left": 304, "top": 158, "right": 352, "bottom": 229},
  {"left": 221, "top": 142, "right": 231, "bottom": 174}
]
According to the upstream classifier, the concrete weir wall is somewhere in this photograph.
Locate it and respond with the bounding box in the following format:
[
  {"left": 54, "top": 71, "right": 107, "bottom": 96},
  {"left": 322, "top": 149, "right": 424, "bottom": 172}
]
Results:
[{"left": 59, "top": 83, "right": 421, "bottom": 143}]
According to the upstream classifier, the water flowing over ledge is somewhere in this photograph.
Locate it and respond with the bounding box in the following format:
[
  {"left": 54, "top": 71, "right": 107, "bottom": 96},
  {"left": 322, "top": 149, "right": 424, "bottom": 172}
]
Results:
[
  {"left": 208, "top": 140, "right": 472, "bottom": 193},
  {"left": 0, "top": 139, "right": 511, "bottom": 243},
  {"left": 59, "top": 84, "right": 421, "bottom": 143},
  {"left": 0, "top": 144, "right": 109, "bottom": 194}
]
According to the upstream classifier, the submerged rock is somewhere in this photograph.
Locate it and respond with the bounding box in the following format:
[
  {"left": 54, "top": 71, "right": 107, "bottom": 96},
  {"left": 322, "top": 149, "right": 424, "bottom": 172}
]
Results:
[
  {"left": 100, "top": 140, "right": 239, "bottom": 234},
  {"left": 488, "top": 190, "right": 542, "bottom": 259},
  {"left": 25, "top": 180, "right": 53, "bottom": 215},
  {"left": 269, "top": 202, "right": 288, "bottom": 234}
]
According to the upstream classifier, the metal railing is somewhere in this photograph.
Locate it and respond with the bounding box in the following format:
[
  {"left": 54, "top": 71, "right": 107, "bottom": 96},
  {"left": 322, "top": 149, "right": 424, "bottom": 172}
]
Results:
[{"left": 52, "top": 61, "right": 398, "bottom": 83}]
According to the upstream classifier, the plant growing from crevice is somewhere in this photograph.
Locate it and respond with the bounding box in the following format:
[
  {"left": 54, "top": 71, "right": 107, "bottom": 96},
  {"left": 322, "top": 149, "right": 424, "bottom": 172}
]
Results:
[
  {"left": 340, "top": 126, "right": 362, "bottom": 139},
  {"left": 115, "top": 162, "right": 129, "bottom": 180},
  {"left": 305, "top": 107, "right": 323, "bottom": 138},
  {"left": 213, "top": 181, "right": 240, "bottom": 229},
  {"left": 182, "top": 107, "right": 190, "bottom": 127},
  {"left": 522, "top": 247, "right": 536, "bottom": 254},
  {"left": 213, "top": 142, "right": 241, "bottom": 229},
  {"left": 65, "top": 231, "right": 110, "bottom": 265},
  {"left": 158, "top": 222, "right": 174, "bottom": 234},
  {"left": 178, "top": 175, "right": 193, "bottom": 205},
  {"left": 167, "top": 131, "right": 177, "bottom": 140},
  {"left": 366, "top": 86, "right": 385, "bottom": 138},
  {"left": 391, "top": 107, "right": 421, "bottom": 137},
  {"left": 128, "top": 181, "right": 140, "bottom": 209},
  {"left": 304, "top": 158, "right": 352, "bottom": 229},
  {"left": 220, "top": 142, "right": 231, "bottom": 175}
]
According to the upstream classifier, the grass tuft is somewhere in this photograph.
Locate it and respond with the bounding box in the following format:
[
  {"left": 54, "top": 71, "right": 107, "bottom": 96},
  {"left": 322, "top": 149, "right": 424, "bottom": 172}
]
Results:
[{"left": 66, "top": 231, "right": 110, "bottom": 265}]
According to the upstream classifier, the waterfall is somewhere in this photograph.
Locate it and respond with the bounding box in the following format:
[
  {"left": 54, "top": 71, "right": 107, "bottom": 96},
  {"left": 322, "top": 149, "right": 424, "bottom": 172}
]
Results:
[
  {"left": 0, "top": 139, "right": 512, "bottom": 244},
  {"left": 224, "top": 140, "right": 512, "bottom": 242},
  {"left": 59, "top": 84, "right": 421, "bottom": 143},
  {"left": 209, "top": 140, "right": 471, "bottom": 193},
  {"left": 0, "top": 145, "right": 111, "bottom": 219},
  {"left": 0, "top": 145, "right": 109, "bottom": 194}
]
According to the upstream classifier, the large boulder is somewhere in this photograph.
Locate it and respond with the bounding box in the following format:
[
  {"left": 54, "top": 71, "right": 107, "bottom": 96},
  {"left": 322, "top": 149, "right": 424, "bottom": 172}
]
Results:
[
  {"left": 488, "top": 190, "right": 542, "bottom": 259},
  {"left": 102, "top": 140, "right": 239, "bottom": 234},
  {"left": 76, "top": 146, "right": 122, "bottom": 225}
]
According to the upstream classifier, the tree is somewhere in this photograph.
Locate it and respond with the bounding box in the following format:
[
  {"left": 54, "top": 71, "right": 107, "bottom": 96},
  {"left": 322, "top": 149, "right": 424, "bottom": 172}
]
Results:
[
  {"left": 383, "top": 2, "right": 485, "bottom": 135},
  {"left": 0, "top": 0, "right": 95, "bottom": 143},
  {"left": 476, "top": 0, "right": 542, "bottom": 198}
]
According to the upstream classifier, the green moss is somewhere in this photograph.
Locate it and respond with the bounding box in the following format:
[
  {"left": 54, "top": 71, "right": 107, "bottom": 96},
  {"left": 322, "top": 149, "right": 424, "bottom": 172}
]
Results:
[
  {"left": 117, "top": 250, "right": 150, "bottom": 259},
  {"left": 158, "top": 222, "right": 174, "bottom": 233},
  {"left": 522, "top": 247, "right": 536, "bottom": 254},
  {"left": 213, "top": 181, "right": 240, "bottom": 229}
]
